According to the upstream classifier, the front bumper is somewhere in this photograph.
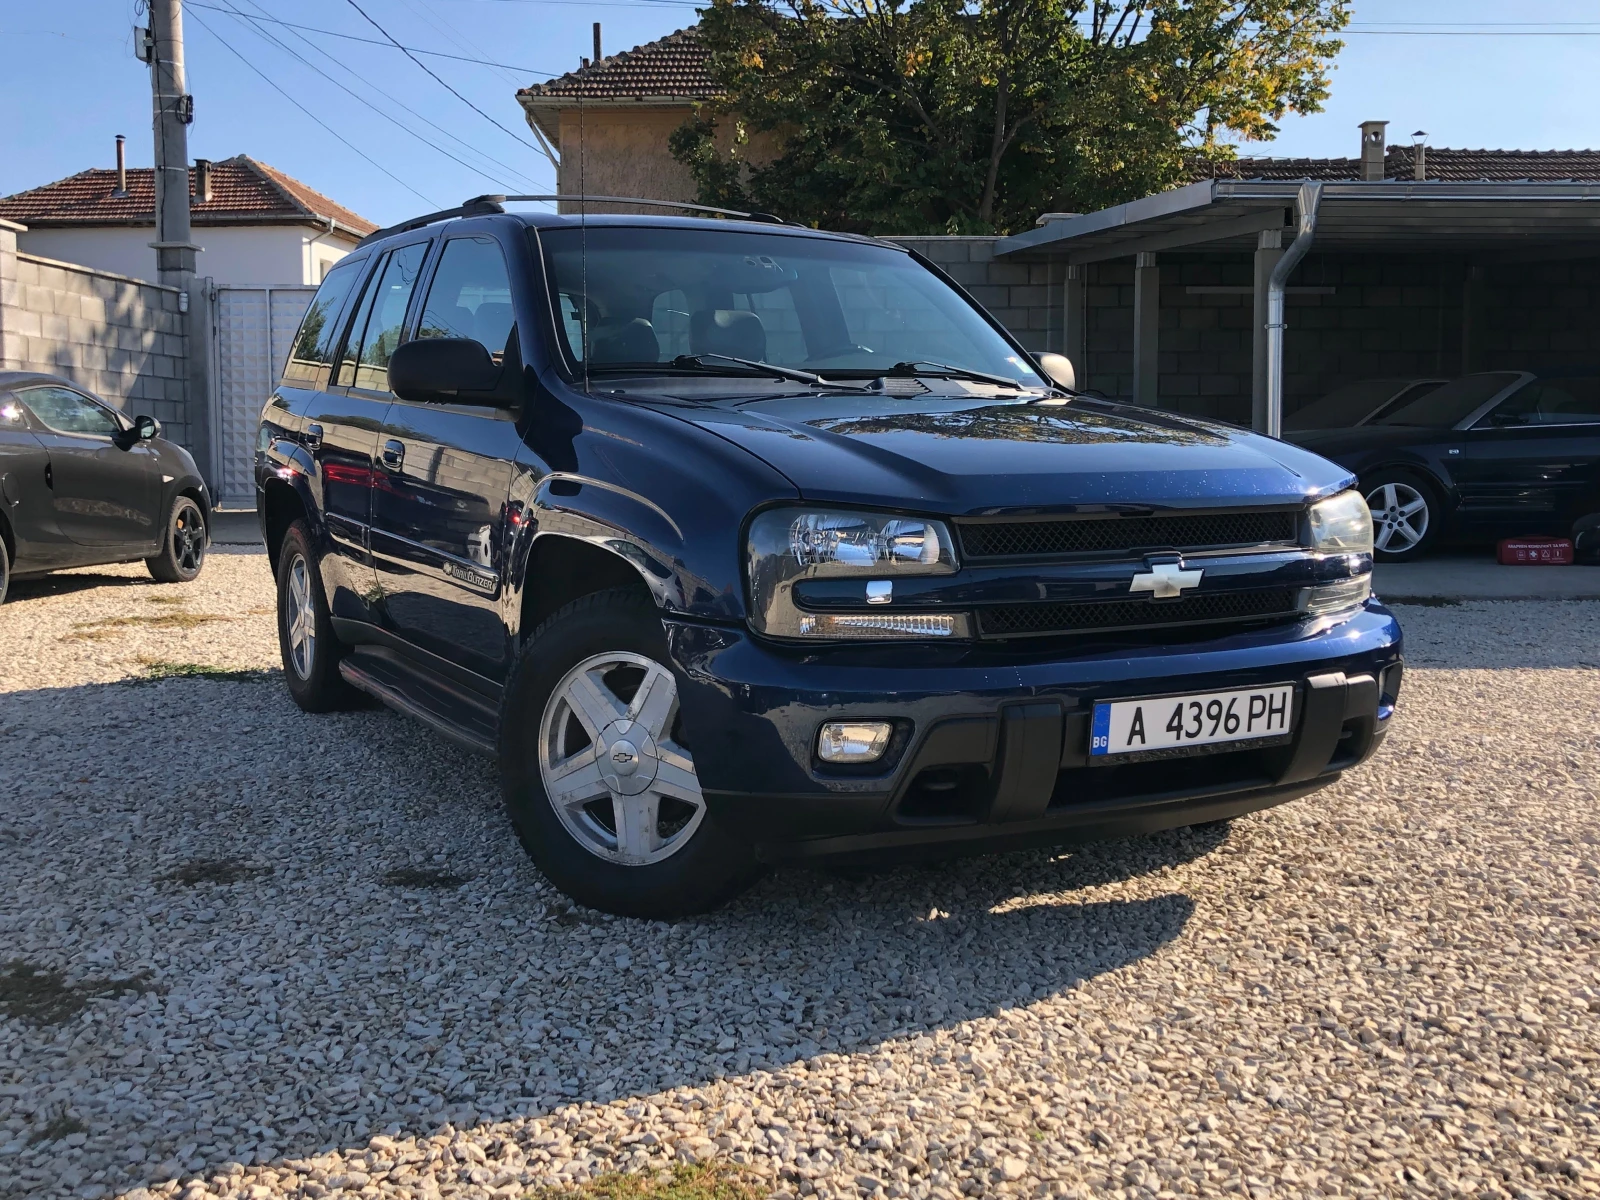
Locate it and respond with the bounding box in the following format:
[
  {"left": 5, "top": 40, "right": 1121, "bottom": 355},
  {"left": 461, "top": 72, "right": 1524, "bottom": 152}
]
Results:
[{"left": 668, "top": 604, "right": 1403, "bottom": 862}]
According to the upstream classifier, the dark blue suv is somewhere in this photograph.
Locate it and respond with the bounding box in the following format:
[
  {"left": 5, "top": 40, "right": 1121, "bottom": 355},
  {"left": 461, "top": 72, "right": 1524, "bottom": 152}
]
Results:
[{"left": 257, "top": 198, "right": 1402, "bottom": 917}]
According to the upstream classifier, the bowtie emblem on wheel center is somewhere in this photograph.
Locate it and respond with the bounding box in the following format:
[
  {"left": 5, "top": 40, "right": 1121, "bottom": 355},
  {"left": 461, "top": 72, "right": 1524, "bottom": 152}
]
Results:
[
  {"left": 1130, "top": 558, "right": 1204, "bottom": 599},
  {"left": 597, "top": 721, "right": 659, "bottom": 796}
]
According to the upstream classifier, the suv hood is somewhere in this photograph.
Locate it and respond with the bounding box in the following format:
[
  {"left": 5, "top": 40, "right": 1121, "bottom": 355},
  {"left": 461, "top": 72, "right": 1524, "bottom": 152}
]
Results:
[{"left": 665, "top": 394, "right": 1354, "bottom": 513}]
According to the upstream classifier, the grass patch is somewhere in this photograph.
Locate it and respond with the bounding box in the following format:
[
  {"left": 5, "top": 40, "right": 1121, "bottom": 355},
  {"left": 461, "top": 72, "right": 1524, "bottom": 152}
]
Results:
[
  {"left": 134, "top": 659, "right": 268, "bottom": 683},
  {"left": 0, "top": 961, "right": 151, "bottom": 1025},
  {"left": 161, "top": 859, "right": 273, "bottom": 886},
  {"left": 382, "top": 867, "right": 471, "bottom": 889},
  {"left": 63, "top": 612, "right": 232, "bottom": 641},
  {"left": 29, "top": 1113, "right": 88, "bottom": 1144},
  {"left": 528, "top": 1164, "right": 769, "bottom": 1200}
]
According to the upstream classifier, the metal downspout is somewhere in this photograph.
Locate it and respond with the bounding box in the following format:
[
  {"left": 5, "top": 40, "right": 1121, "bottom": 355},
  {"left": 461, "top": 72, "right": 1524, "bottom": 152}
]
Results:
[{"left": 1265, "top": 181, "right": 1323, "bottom": 438}]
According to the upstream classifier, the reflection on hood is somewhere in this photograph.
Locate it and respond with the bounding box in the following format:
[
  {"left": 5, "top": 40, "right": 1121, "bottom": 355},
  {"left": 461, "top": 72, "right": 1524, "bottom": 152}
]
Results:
[{"left": 808, "top": 404, "right": 1216, "bottom": 447}]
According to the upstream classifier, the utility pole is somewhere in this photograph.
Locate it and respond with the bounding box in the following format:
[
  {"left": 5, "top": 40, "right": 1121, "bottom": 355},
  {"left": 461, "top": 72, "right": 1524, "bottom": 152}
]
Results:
[
  {"left": 141, "top": 0, "right": 216, "bottom": 492},
  {"left": 146, "top": 0, "right": 198, "bottom": 287}
]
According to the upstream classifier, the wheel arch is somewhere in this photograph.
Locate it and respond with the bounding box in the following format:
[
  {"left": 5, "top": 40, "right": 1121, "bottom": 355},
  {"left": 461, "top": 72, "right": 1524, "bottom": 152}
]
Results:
[
  {"left": 515, "top": 533, "right": 663, "bottom": 643},
  {"left": 261, "top": 476, "right": 312, "bottom": 573},
  {"left": 0, "top": 506, "right": 13, "bottom": 569}
]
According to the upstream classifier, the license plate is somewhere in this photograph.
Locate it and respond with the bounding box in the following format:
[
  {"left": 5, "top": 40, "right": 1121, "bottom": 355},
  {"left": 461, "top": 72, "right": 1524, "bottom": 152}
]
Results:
[{"left": 1090, "top": 684, "right": 1295, "bottom": 758}]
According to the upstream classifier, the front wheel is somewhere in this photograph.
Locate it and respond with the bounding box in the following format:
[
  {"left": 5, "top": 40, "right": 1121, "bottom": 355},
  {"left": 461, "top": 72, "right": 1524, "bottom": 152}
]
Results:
[
  {"left": 146, "top": 494, "right": 208, "bottom": 583},
  {"left": 1363, "top": 472, "right": 1441, "bottom": 562},
  {"left": 0, "top": 533, "right": 10, "bottom": 605},
  {"left": 498, "top": 589, "right": 761, "bottom": 918}
]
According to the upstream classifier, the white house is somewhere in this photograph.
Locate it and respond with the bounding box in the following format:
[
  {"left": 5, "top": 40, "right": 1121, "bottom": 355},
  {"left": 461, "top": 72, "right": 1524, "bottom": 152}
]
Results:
[{"left": 0, "top": 151, "right": 377, "bottom": 286}]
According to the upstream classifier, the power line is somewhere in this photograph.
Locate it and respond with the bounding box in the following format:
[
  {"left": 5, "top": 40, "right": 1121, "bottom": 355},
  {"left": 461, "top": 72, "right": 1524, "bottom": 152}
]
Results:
[
  {"left": 212, "top": 0, "right": 544, "bottom": 190},
  {"left": 185, "top": 7, "right": 439, "bottom": 207},
  {"left": 183, "top": 2, "right": 555, "bottom": 75},
  {"left": 341, "top": 0, "right": 556, "bottom": 169}
]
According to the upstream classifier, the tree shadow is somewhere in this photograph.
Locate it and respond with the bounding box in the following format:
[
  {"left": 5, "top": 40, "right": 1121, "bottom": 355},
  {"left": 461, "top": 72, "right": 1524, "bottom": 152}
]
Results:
[{"left": 0, "top": 677, "right": 1218, "bottom": 1191}]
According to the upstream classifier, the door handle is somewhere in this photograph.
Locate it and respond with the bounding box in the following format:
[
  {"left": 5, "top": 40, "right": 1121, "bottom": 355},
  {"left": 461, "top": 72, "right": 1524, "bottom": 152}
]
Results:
[
  {"left": 303, "top": 423, "right": 323, "bottom": 451},
  {"left": 381, "top": 439, "right": 405, "bottom": 471}
]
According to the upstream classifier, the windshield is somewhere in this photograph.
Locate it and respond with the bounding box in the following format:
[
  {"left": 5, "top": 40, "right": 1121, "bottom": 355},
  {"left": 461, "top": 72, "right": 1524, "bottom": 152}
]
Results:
[
  {"left": 1371, "top": 372, "right": 1521, "bottom": 427},
  {"left": 536, "top": 225, "right": 1040, "bottom": 384}
]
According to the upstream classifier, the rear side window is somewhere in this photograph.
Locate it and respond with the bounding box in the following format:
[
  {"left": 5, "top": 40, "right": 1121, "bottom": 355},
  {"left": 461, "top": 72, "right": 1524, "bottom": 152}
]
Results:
[
  {"left": 338, "top": 241, "right": 429, "bottom": 392},
  {"left": 1478, "top": 377, "right": 1600, "bottom": 427},
  {"left": 417, "top": 237, "right": 517, "bottom": 362},
  {"left": 17, "top": 386, "right": 121, "bottom": 436},
  {"left": 283, "top": 258, "right": 362, "bottom": 385}
]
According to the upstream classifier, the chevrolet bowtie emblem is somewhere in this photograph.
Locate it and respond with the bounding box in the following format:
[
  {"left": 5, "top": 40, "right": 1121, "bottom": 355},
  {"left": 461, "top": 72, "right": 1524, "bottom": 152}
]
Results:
[{"left": 1130, "top": 560, "right": 1204, "bottom": 599}]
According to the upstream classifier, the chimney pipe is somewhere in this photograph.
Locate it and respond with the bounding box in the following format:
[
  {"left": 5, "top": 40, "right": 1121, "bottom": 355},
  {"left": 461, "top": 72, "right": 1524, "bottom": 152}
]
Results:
[
  {"left": 194, "top": 157, "right": 212, "bottom": 203},
  {"left": 593, "top": 22, "right": 602, "bottom": 63},
  {"left": 1359, "top": 120, "right": 1388, "bottom": 182},
  {"left": 113, "top": 134, "right": 128, "bottom": 198},
  {"left": 1411, "top": 130, "right": 1428, "bottom": 182}
]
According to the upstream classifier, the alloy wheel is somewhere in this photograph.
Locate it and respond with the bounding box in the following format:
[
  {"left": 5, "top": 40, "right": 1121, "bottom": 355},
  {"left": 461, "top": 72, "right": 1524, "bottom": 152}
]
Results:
[
  {"left": 1366, "top": 481, "right": 1430, "bottom": 553},
  {"left": 285, "top": 553, "right": 317, "bottom": 680},
  {"left": 172, "top": 501, "right": 206, "bottom": 574},
  {"left": 538, "top": 651, "right": 706, "bottom": 866}
]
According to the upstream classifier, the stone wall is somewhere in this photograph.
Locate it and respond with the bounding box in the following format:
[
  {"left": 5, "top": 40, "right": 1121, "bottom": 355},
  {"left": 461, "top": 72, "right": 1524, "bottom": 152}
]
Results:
[{"left": 0, "top": 220, "right": 191, "bottom": 445}]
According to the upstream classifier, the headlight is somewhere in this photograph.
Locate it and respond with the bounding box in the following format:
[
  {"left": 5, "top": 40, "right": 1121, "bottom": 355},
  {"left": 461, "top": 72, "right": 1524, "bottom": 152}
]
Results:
[
  {"left": 747, "top": 507, "right": 966, "bottom": 639},
  {"left": 1308, "top": 490, "right": 1373, "bottom": 555}
]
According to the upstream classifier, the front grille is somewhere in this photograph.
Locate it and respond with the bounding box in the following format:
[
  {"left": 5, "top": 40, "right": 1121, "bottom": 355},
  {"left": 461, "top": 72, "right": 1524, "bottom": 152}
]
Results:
[
  {"left": 958, "top": 511, "right": 1300, "bottom": 560},
  {"left": 977, "top": 587, "right": 1301, "bottom": 639}
]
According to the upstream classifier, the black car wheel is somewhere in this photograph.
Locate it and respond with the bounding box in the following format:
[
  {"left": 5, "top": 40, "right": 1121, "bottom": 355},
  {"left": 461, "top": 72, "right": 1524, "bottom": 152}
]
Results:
[
  {"left": 0, "top": 533, "right": 9, "bottom": 606},
  {"left": 276, "top": 520, "right": 361, "bottom": 713},
  {"left": 1363, "top": 471, "right": 1441, "bottom": 562},
  {"left": 498, "top": 588, "right": 761, "bottom": 918},
  {"left": 146, "top": 494, "right": 208, "bottom": 583}
]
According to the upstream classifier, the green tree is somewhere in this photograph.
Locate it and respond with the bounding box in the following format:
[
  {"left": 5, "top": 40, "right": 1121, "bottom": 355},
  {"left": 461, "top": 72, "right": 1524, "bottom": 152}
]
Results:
[{"left": 670, "top": 0, "right": 1349, "bottom": 235}]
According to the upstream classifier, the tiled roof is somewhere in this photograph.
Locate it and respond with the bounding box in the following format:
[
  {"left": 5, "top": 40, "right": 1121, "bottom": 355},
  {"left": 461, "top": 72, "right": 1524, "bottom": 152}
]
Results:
[
  {"left": 0, "top": 155, "right": 377, "bottom": 236},
  {"left": 1202, "top": 146, "right": 1600, "bottom": 183},
  {"left": 517, "top": 28, "right": 715, "bottom": 103}
]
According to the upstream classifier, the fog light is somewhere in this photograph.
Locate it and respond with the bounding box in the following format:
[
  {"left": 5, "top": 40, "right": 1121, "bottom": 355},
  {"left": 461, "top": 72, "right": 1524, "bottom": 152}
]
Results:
[
  {"left": 817, "top": 721, "right": 894, "bottom": 764},
  {"left": 1304, "top": 575, "right": 1371, "bottom": 616}
]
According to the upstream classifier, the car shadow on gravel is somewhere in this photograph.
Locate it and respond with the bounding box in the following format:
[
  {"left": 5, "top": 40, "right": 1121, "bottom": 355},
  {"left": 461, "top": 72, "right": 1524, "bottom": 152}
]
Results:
[
  {"left": 0, "top": 676, "right": 1211, "bottom": 1186},
  {"left": 3, "top": 572, "right": 151, "bottom": 602}
]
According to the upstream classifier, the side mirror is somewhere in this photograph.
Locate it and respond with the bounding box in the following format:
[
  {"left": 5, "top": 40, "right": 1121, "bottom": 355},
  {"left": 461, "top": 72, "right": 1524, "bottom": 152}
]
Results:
[
  {"left": 1036, "top": 352, "right": 1076, "bottom": 391},
  {"left": 133, "top": 415, "right": 161, "bottom": 441},
  {"left": 389, "top": 338, "right": 501, "bottom": 405}
]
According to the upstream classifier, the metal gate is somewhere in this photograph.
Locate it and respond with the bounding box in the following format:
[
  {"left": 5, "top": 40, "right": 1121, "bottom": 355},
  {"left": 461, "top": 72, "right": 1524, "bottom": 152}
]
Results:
[{"left": 210, "top": 284, "right": 316, "bottom": 509}]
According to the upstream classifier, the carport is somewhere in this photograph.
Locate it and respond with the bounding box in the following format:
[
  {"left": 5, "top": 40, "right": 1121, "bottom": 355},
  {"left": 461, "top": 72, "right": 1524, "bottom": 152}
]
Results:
[{"left": 994, "top": 177, "right": 1600, "bottom": 431}]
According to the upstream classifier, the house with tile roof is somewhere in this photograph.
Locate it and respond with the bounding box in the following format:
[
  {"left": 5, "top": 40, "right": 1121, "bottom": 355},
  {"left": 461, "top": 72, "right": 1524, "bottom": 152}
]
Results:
[
  {"left": 517, "top": 27, "right": 776, "bottom": 211},
  {"left": 0, "top": 150, "right": 377, "bottom": 286}
]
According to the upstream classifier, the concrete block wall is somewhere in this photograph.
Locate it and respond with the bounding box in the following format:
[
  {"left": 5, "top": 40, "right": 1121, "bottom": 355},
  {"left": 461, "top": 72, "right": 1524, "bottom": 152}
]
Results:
[
  {"left": 1477, "top": 257, "right": 1600, "bottom": 371},
  {"left": 0, "top": 220, "right": 190, "bottom": 445},
  {"left": 889, "top": 237, "right": 1063, "bottom": 355}
]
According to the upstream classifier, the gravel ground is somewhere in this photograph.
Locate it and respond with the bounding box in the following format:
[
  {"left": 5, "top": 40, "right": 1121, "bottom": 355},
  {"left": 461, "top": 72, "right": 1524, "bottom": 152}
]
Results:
[{"left": 1, "top": 556, "right": 1597, "bottom": 1200}]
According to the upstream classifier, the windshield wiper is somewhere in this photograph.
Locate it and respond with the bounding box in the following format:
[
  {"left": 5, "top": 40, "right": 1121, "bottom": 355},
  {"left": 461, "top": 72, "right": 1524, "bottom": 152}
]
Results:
[
  {"left": 889, "top": 360, "right": 1024, "bottom": 390},
  {"left": 671, "top": 353, "right": 870, "bottom": 389}
]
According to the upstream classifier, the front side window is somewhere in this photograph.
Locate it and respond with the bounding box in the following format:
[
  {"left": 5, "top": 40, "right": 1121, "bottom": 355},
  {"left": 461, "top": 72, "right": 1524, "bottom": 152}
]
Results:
[
  {"left": 18, "top": 386, "right": 121, "bottom": 436},
  {"left": 537, "top": 226, "right": 1039, "bottom": 385},
  {"left": 284, "top": 257, "right": 363, "bottom": 384},
  {"left": 1374, "top": 372, "right": 1521, "bottom": 428},
  {"left": 417, "top": 236, "right": 517, "bottom": 362},
  {"left": 1477, "top": 376, "right": 1600, "bottom": 427},
  {"left": 340, "top": 241, "right": 429, "bottom": 392}
]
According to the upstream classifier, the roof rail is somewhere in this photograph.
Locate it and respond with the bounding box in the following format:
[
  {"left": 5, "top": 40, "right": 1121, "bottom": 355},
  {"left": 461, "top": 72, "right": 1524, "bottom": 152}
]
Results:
[
  {"left": 354, "top": 196, "right": 507, "bottom": 248},
  {"left": 477, "top": 194, "right": 799, "bottom": 226}
]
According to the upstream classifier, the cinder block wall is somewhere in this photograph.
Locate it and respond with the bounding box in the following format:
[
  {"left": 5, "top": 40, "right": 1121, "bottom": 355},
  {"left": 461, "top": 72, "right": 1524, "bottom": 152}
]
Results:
[
  {"left": 0, "top": 221, "right": 190, "bottom": 445},
  {"left": 889, "top": 237, "right": 1063, "bottom": 355}
]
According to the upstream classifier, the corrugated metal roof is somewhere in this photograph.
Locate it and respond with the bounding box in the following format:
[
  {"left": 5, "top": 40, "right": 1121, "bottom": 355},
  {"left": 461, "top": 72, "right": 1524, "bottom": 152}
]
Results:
[
  {"left": 1204, "top": 146, "right": 1600, "bottom": 184},
  {"left": 517, "top": 27, "right": 715, "bottom": 103},
  {"left": 0, "top": 155, "right": 377, "bottom": 236}
]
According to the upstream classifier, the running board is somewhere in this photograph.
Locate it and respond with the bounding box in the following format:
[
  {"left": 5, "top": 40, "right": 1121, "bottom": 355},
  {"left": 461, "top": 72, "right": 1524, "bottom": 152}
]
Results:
[{"left": 339, "top": 651, "right": 498, "bottom": 758}]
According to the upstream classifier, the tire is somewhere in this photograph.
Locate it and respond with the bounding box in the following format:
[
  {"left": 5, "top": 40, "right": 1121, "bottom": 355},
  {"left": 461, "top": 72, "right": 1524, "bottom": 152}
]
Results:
[
  {"left": 146, "top": 493, "right": 208, "bottom": 583},
  {"left": 1362, "top": 470, "right": 1442, "bottom": 562},
  {"left": 275, "top": 520, "right": 361, "bottom": 713},
  {"left": 0, "top": 533, "right": 9, "bottom": 606},
  {"left": 498, "top": 588, "right": 762, "bottom": 918}
]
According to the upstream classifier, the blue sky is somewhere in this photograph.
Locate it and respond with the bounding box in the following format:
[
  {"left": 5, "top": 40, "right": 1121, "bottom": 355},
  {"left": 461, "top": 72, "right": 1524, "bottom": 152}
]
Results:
[{"left": 5, "top": 0, "right": 1600, "bottom": 229}]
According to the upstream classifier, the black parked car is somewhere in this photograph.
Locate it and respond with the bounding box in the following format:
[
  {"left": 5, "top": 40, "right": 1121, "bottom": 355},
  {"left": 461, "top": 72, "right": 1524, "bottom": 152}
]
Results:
[
  {"left": 1290, "top": 370, "right": 1600, "bottom": 560},
  {"left": 257, "top": 199, "right": 1401, "bottom": 917},
  {"left": 0, "top": 371, "right": 210, "bottom": 603}
]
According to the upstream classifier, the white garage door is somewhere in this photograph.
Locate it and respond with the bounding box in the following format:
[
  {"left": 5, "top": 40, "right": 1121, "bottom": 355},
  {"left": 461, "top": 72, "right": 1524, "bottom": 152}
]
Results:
[{"left": 212, "top": 285, "right": 315, "bottom": 509}]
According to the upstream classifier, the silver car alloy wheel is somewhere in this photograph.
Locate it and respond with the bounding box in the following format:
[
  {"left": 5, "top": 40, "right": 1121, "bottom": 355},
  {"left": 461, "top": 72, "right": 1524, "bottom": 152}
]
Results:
[
  {"left": 285, "top": 553, "right": 317, "bottom": 680},
  {"left": 1366, "top": 481, "right": 1430, "bottom": 553},
  {"left": 537, "top": 650, "right": 707, "bottom": 866}
]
